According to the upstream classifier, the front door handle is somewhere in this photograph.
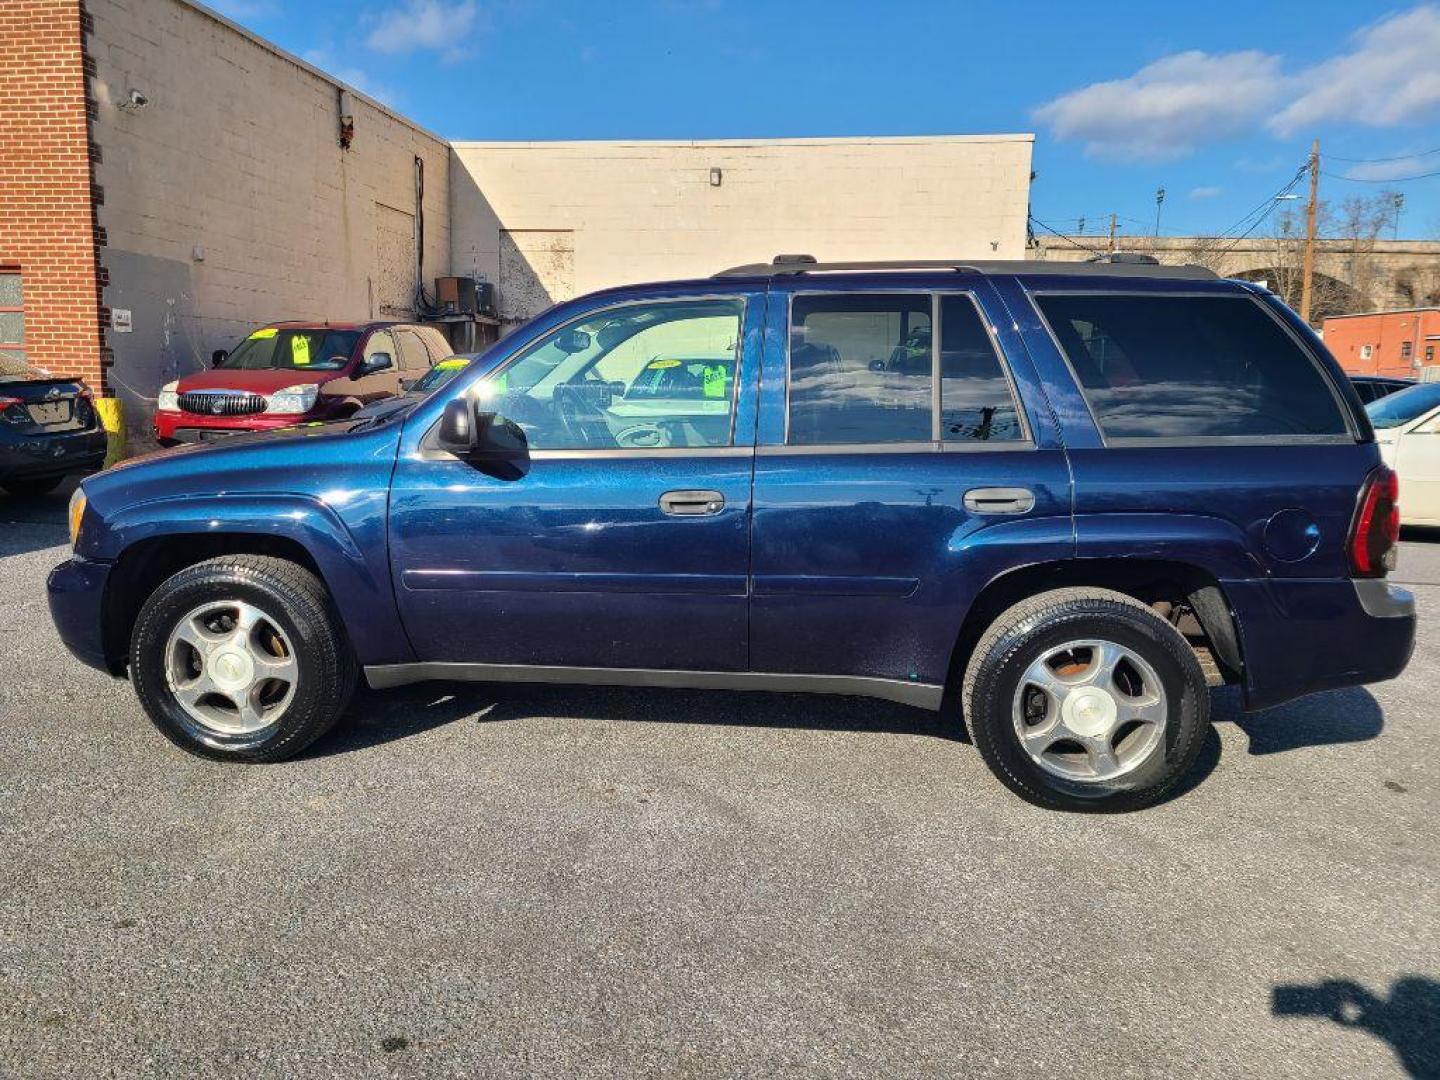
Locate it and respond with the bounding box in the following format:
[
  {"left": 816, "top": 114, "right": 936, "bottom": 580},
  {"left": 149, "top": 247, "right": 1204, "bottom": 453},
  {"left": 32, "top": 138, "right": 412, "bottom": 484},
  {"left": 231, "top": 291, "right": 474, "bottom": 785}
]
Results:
[
  {"left": 659, "top": 489, "right": 726, "bottom": 516},
  {"left": 963, "top": 487, "right": 1035, "bottom": 515}
]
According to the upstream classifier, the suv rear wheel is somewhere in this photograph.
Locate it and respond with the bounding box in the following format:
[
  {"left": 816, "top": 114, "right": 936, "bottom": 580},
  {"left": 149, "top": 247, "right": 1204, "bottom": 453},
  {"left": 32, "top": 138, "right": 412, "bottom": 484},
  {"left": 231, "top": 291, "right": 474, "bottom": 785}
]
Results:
[
  {"left": 130, "top": 554, "right": 357, "bottom": 761},
  {"left": 962, "top": 587, "right": 1209, "bottom": 812}
]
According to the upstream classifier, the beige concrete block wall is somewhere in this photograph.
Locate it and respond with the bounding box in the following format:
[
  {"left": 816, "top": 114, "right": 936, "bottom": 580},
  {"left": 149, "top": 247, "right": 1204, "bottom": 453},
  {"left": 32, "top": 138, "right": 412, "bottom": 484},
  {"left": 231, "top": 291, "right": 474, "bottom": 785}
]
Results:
[
  {"left": 450, "top": 135, "right": 1034, "bottom": 326},
  {"left": 88, "top": 0, "right": 450, "bottom": 427}
]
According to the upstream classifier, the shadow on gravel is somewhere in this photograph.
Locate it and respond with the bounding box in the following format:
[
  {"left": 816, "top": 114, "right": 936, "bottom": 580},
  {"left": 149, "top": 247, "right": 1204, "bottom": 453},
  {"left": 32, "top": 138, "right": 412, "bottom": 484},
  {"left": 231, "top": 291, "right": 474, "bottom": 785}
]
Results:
[
  {"left": 1273, "top": 976, "right": 1440, "bottom": 1078},
  {"left": 1211, "top": 685, "right": 1384, "bottom": 756},
  {"left": 311, "top": 680, "right": 970, "bottom": 760}
]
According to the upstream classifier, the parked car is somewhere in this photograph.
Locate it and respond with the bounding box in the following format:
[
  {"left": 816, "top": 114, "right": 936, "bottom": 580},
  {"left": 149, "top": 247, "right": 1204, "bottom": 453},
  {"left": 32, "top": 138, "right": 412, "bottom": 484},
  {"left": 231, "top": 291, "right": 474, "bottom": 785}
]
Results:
[
  {"left": 48, "top": 257, "right": 1414, "bottom": 811},
  {"left": 1349, "top": 374, "right": 1414, "bottom": 405},
  {"left": 1368, "top": 381, "right": 1440, "bottom": 524},
  {"left": 350, "top": 354, "right": 483, "bottom": 422},
  {"left": 0, "top": 360, "right": 106, "bottom": 497},
  {"left": 152, "top": 321, "right": 452, "bottom": 444}
]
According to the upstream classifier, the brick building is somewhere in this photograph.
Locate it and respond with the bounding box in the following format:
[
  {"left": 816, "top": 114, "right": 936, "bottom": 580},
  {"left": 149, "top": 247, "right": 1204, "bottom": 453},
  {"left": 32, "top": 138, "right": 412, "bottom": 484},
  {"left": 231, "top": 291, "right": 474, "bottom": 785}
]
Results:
[
  {"left": 1, "top": 0, "right": 1033, "bottom": 446},
  {"left": 1321, "top": 308, "right": 1440, "bottom": 380}
]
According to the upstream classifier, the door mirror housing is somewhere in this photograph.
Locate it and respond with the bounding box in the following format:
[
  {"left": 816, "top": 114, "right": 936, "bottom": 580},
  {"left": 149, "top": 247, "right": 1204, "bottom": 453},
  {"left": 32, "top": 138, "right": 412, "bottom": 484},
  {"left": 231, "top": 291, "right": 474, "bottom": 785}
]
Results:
[
  {"left": 359, "top": 351, "right": 393, "bottom": 377},
  {"left": 436, "top": 398, "right": 527, "bottom": 458},
  {"left": 211, "top": 349, "right": 228, "bottom": 367}
]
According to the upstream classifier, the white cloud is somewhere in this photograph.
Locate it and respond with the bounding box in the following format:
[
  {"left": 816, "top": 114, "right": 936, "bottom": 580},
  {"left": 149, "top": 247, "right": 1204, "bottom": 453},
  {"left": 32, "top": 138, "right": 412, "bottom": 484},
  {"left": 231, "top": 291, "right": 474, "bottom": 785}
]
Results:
[
  {"left": 1035, "top": 5, "right": 1440, "bottom": 162},
  {"left": 365, "top": 0, "right": 486, "bottom": 61},
  {"left": 1271, "top": 7, "right": 1440, "bottom": 135},
  {"left": 1032, "top": 50, "right": 1284, "bottom": 162},
  {"left": 1189, "top": 186, "right": 1223, "bottom": 200},
  {"left": 302, "top": 47, "right": 398, "bottom": 107},
  {"left": 1339, "top": 156, "right": 1440, "bottom": 182}
]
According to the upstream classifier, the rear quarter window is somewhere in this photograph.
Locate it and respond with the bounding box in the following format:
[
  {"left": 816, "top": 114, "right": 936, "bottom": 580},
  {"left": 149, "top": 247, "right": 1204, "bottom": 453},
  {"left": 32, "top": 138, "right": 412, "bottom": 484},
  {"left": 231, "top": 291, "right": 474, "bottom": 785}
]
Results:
[{"left": 1035, "top": 293, "right": 1351, "bottom": 441}]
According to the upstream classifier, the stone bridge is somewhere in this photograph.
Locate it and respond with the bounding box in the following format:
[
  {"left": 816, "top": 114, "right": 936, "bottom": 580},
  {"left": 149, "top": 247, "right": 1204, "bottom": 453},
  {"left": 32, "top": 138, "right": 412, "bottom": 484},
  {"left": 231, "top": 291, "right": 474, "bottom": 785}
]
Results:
[{"left": 1030, "top": 235, "right": 1440, "bottom": 320}]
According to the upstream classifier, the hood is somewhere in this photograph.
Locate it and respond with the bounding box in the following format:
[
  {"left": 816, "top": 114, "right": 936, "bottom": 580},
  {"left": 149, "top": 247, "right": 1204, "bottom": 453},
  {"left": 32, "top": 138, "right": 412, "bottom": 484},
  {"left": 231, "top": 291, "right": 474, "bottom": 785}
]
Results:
[{"left": 175, "top": 366, "right": 339, "bottom": 393}]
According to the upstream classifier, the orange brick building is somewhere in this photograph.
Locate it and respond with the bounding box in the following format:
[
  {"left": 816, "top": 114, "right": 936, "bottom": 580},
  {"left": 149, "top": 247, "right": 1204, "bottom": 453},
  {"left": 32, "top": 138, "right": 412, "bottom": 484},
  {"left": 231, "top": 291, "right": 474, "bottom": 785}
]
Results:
[
  {"left": 0, "top": 0, "right": 110, "bottom": 393},
  {"left": 1321, "top": 308, "right": 1440, "bottom": 380}
]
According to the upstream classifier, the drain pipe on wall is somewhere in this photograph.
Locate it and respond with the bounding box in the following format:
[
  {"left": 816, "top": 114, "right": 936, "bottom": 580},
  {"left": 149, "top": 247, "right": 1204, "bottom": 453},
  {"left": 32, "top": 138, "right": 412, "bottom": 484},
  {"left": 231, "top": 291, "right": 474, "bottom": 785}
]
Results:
[{"left": 414, "top": 155, "right": 425, "bottom": 313}]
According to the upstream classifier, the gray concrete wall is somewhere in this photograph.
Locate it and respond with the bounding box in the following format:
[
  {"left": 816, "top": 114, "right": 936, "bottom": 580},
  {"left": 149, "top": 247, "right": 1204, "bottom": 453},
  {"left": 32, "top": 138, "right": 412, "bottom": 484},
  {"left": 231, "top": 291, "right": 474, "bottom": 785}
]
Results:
[{"left": 88, "top": 0, "right": 451, "bottom": 432}]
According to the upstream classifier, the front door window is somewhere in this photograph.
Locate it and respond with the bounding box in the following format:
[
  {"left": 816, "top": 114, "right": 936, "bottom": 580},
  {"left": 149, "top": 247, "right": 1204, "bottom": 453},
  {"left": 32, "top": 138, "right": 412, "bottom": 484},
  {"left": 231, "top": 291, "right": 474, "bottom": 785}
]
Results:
[{"left": 484, "top": 299, "right": 744, "bottom": 450}]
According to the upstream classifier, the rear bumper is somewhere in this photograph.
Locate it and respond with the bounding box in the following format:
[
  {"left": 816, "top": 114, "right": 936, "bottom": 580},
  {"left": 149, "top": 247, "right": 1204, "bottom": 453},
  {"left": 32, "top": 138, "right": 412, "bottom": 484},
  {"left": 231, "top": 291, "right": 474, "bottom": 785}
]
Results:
[
  {"left": 0, "top": 429, "right": 107, "bottom": 481},
  {"left": 47, "top": 556, "right": 115, "bottom": 675},
  {"left": 1229, "top": 577, "right": 1415, "bottom": 711}
]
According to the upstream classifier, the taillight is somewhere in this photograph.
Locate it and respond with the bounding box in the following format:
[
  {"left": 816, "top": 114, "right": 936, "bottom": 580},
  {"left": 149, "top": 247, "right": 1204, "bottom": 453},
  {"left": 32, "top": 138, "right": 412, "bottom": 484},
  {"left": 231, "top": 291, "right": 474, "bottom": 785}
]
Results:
[
  {"left": 0, "top": 395, "right": 23, "bottom": 423},
  {"left": 1348, "top": 465, "right": 1401, "bottom": 577}
]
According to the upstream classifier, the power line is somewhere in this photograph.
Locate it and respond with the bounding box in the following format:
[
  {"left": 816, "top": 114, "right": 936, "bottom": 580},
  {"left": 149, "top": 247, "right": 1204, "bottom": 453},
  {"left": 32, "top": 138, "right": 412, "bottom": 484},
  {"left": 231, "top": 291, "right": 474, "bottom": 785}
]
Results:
[
  {"left": 1325, "top": 146, "right": 1440, "bottom": 164},
  {"left": 1027, "top": 215, "right": 1106, "bottom": 254},
  {"left": 1323, "top": 168, "right": 1440, "bottom": 184},
  {"left": 1200, "top": 163, "right": 1307, "bottom": 250},
  {"left": 1212, "top": 163, "right": 1311, "bottom": 255}
]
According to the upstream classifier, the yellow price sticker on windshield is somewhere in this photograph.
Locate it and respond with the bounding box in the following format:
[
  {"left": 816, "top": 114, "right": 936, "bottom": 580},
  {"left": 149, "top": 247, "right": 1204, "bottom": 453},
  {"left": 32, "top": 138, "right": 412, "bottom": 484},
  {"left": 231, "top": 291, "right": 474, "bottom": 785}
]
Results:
[
  {"left": 249, "top": 327, "right": 278, "bottom": 340},
  {"left": 291, "top": 335, "right": 311, "bottom": 365},
  {"left": 647, "top": 358, "right": 681, "bottom": 370}
]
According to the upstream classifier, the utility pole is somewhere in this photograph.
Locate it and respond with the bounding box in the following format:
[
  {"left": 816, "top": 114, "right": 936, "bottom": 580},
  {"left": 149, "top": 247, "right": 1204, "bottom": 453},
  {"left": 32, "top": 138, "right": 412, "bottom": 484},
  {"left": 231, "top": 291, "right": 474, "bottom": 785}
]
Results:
[
  {"left": 1300, "top": 139, "right": 1320, "bottom": 326},
  {"left": 1108, "top": 213, "right": 1118, "bottom": 253}
]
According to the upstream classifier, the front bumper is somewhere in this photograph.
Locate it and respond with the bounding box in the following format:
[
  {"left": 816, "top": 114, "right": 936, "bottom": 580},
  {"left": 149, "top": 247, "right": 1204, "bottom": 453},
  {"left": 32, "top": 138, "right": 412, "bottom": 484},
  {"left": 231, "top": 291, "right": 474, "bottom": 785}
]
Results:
[
  {"left": 1229, "top": 577, "right": 1416, "bottom": 711},
  {"left": 47, "top": 555, "right": 115, "bottom": 675},
  {"left": 0, "top": 428, "right": 107, "bottom": 481},
  {"left": 152, "top": 409, "right": 316, "bottom": 444}
]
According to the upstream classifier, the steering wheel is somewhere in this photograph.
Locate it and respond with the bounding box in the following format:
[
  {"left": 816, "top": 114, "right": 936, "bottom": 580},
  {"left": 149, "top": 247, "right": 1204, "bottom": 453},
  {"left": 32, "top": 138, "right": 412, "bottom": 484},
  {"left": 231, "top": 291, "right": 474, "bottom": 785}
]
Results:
[
  {"left": 552, "top": 383, "right": 612, "bottom": 448},
  {"left": 614, "top": 422, "right": 673, "bottom": 449}
]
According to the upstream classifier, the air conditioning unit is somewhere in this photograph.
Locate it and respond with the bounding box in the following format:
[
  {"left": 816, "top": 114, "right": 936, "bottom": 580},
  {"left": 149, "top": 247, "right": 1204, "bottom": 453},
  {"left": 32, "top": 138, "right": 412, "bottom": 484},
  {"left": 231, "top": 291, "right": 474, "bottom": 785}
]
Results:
[{"left": 435, "top": 277, "right": 496, "bottom": 316}]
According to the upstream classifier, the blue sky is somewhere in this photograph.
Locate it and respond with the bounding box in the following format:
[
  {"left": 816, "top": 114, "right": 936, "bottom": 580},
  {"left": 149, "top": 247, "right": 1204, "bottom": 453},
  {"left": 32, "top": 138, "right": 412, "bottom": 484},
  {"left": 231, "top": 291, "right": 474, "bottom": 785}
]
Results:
[{"left": 213, "top": 0, "right": 1440, "bottom": 242}]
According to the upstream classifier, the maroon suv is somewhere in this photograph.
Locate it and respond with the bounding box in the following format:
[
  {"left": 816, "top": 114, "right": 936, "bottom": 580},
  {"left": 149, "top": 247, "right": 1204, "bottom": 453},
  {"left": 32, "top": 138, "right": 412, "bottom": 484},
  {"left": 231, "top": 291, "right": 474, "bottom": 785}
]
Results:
[{"left": 152, "top": 321, "right": 452, "bottom": 444}]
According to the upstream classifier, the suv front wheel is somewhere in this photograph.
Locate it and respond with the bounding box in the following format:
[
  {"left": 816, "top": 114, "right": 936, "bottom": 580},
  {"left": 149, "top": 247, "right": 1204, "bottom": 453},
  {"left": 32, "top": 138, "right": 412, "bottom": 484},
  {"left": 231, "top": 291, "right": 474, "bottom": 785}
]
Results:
[
  {"left": 130, "top": 555, "right": 357, "bottom": 761},
  {"left": 962, "top": 587, "right": 1209, "bottom": 812}
]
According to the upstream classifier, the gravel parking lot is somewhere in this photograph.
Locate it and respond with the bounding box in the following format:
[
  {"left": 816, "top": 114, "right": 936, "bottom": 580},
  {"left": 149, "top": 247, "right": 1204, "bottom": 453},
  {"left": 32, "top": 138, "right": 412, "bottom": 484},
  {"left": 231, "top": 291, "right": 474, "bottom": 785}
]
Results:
[{"left": 1, "top": 481, "right": 1436, "bottom": 1080}]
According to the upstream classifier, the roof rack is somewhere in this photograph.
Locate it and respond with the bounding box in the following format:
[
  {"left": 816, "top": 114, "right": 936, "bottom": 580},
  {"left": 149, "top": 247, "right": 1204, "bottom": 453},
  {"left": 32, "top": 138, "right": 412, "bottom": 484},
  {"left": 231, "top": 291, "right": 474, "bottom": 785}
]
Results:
[{"left": 713, "top": 255, "right": 1219, "bottom": 281}]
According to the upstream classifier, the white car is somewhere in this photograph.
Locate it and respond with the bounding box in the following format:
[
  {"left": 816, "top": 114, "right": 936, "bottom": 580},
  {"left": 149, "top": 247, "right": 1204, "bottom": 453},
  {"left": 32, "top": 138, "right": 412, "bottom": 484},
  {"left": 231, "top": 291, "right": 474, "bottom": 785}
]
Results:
[{"left": 1368, "top": 382, "right": 1440, "bottom": 525}]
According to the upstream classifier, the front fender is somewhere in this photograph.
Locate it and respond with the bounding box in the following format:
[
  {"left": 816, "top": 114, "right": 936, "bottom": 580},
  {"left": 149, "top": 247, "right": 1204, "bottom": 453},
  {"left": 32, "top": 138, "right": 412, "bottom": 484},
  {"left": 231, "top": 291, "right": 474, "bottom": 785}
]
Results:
[{"left": 85, "top": 491, "right": 414, "bottom": 666}]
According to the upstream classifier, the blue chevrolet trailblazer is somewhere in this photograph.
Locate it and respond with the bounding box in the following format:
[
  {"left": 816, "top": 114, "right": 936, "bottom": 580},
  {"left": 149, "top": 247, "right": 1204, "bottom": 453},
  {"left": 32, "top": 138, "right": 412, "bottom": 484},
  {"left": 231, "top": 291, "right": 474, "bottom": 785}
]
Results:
[{"left": 47, "top": 256, "right": 1415, "bottom": 811}]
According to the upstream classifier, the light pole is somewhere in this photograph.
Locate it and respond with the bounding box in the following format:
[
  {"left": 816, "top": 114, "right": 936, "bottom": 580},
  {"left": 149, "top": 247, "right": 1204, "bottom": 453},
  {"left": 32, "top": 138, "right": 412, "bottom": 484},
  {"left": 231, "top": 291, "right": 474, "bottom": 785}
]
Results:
[
  {"left": 1392, "top": 192, "right": 1405, "bottom": 240},
  {"left": 1154, "top": 187, "right": 1166, "bottom": 238}
]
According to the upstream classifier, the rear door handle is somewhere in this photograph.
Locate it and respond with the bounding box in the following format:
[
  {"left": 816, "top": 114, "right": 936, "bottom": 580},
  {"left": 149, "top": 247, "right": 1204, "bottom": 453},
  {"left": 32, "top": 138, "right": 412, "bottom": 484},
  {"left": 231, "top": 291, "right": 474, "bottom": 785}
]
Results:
[
  {"left": 963, "top": 487, "right": 1035, "bottom": 515},
  {"left": 659, "top": 489, "right": 726, "bottom": 516}
]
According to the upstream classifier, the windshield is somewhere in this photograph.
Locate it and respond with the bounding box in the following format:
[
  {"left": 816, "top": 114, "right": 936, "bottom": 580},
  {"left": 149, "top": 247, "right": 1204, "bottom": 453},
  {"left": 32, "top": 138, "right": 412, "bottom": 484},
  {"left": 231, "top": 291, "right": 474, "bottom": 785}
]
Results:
[
  {"left": 412, "top": 356, "right": 471, "bottom": 392},
  {"left": 219, "top": 328, "right": 360, "bottom": 372},
  {"left": 1366, "top": 382, "right": 1440, "bottom": 429}
]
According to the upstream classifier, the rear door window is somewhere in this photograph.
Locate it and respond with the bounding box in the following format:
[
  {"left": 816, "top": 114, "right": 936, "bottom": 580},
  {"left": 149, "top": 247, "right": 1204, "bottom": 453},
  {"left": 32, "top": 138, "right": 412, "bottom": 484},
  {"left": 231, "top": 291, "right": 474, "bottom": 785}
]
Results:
[
  {"left": 1035, "top": 293, "right": 1350, "bottom": 441},
  {"left": 394, "top": 330, "right": 431, "bottom": 375},
  {"left": 940, "top": 295, "right": 1024, "bottom": 443},
  {"left": 787, "top": 294, "right": 933, "bottom": 445}
]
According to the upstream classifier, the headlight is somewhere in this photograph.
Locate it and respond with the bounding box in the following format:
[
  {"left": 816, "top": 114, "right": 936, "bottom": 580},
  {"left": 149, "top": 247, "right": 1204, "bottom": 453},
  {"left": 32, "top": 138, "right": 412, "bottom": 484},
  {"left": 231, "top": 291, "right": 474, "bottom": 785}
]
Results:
[
  {"left": 67, "top": 488, "right": 87, "bottom": 550},
  {"left": 157, "top": 380, "right": 179, "bottom": 412},
  {"left": 265, "top": 384, "right": 320, "bottom": 415}
]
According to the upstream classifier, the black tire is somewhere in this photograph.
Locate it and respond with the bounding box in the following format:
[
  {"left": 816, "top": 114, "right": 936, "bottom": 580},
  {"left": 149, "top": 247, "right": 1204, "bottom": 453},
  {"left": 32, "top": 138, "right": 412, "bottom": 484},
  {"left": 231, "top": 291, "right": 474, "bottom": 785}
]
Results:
[
  {"left": 2, "top": 475, "right": 64, "bottom": 498},
  {"left": 129, "top": 554, "right": 357, "bottom": 762},
  {"left": 962, "top": 587, "right": 1209, "bottom": 812}
]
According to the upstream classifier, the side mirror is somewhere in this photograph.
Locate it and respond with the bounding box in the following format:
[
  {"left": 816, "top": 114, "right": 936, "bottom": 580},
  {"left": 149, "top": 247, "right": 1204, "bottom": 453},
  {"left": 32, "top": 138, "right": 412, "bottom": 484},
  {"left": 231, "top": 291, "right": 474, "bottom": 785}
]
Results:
[
  {"left": 211, "top": 349, "right": 228, "bottom": 367},
  {"left": 360, "top": 351, "right": 393, "bottom": 376},
  {"left": 437, "top": 398, "right": 527, "bottom": 458}
]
